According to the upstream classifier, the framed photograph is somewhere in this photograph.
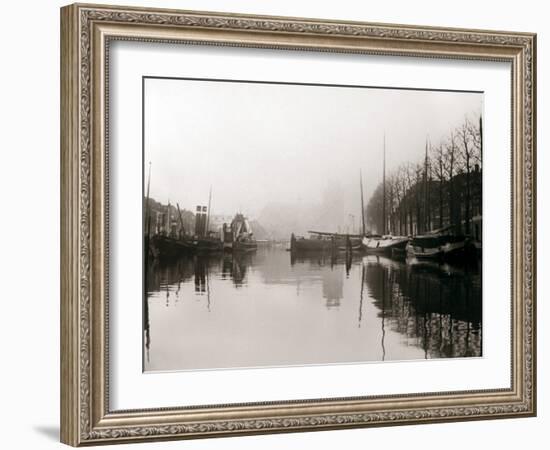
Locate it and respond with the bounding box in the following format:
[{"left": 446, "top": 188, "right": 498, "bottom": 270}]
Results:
[{"left": 60, "top": 3, "right": 536, "bottom": 446}]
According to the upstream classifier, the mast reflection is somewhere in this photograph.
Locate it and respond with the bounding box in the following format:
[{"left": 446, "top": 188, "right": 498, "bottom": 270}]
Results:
[
  {"left": 144, "top": 248, "right": 482, "bottom": 370},
  {"left": 363, "top": 256, "right": 482, "bottom": 359}
]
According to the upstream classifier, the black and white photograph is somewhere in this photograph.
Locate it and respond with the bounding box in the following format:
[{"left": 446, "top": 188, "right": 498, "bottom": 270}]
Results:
[
  {"left": 143, "top": 77, "right": 483, "bottom": 372},
  {"left": 0, "top": 0, "right": 544, "bottom": 447}
]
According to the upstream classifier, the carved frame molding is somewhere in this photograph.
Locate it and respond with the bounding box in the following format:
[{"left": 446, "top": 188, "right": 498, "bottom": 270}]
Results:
[{"left": 61, "top": 3, "right": 536, "bottom": 446}]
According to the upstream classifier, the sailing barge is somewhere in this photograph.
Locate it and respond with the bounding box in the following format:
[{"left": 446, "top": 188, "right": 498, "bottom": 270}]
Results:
[
  {"left": 290, "top": 231, "right": 361, "bottom": 253},
  {"left": 362, "top": 235, "right": 409, "bottom": 255},
  {"left": 290, "top": 170, "right": 367, "bottom": 255},
  {"left": 405, "top": 226, "right": 471, "bottom": 261}
]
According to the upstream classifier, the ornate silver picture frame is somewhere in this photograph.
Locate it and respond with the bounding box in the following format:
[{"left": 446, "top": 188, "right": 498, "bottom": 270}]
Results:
[{"left": 60, "top": 3, "right": 536, "bottom": 446}]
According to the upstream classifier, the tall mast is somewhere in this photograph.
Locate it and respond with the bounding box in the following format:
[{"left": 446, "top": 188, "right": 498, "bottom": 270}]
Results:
[
  {"left": 205, "top": 185, "right": 212, "bottom": 235},
  {"left": 424, "top": 137, "right": 430, "bottom": 231},
  {"left": 145, "top": 162, "right": 152, "bottom": 203},
  {"left": 144, "top": 161, "right": 152, "bottom": 229},
  {"left": 358, "top": 264, "right": 365, "bottom": 328},
  {"left": 360, "top": 169, "right": 366, "bottom": 236},
  {"left": 479, "top": 115, "right": 483, "bottom": 159},
  {"left": 166, "top": 200, "right": 170, "bottom": 235},
  {"left": 176, "top": 203, "right": 186, "bottom": 236},
  {"left": 382, "top": 134, "right": 386, "bottom": 235}
]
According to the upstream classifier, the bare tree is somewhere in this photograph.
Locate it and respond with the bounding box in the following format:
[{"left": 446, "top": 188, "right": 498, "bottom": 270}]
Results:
[
  {"left": 430, "top": 142, "right": 446, "bottom": 229},
  {"left": 366, "top": 182, "right": 383, "bottom": 234},
  {"left": 467, "top": 115, "right": 483, "bottom": 220},
  {"left": 444, "top": 132, "right": 460, "bottom": 233},
  {"left": 403, "top": 163, "right": 416, "bottom": 235},
  {"left": 456, "top": 117, "right": 477, "bottom": 234},
  {"left": 414, "top": 163, "right": 424, "bottom": 234},
  {"left": 366, "top": 111, "right": 482, "bottom": 238},
  {"left": 392, "top": 169, "right": 405, "bottom": 235},
  {"left": 423, "top": 140, "right": 431, "bottom": 233},
  {"left": 388, "top": 173, "right": 401, "bottom": 234},
  {"left": 467, "top": 115, "right": 483, "bottom": 167}
]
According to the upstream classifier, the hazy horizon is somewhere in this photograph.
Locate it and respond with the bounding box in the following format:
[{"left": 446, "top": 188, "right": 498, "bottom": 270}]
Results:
[{"left": 144, "top": 77, "right": 482, "bottom": 236}]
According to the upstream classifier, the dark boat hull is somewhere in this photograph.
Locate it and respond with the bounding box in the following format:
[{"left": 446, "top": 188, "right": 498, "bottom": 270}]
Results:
[
  {"left": 391, "top": 247, "right": 407, "bottom": 259},
  {"left": 231, "top": 241, "right": 258, "bottom": 252},
  {"left": 291, "top": 238, "right": 334, "bottom": 252},
  {"left": 406, "top": 235, "right": 473, "bottom": 262},
  {"left": 149, "top": 235, "right": 225, "bottom": 259},
  {"left": 291, "top": 235, "right": 361, "bottom": 253},
  {"left": 407, "top": 247, "right": 444, "bottom": 260},
  {"left": 193, "top": 238, "right": 223, "bottom": 253},
  {"left": 363, "top": 237, "right": 409, "bottom": 256},
  {"left": 337, "top": 244, "right": 362, "bottom": 252},
  {"left": 149, "top": 235, "right": 195, "bottom": 259}
]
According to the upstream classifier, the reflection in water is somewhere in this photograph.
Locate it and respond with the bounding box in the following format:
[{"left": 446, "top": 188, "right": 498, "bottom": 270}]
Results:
[
  {"left": 363, "top": 255, "right": 482, "bottom": 360},
  {"left": 144, "top": 248, "right": 482, "bottom": 372},
  {"left": 322, "top": 268, "right": 343, "bottom": 309},
  {"left": 358, "top": 265, "right": 365, "bottom": 328}
]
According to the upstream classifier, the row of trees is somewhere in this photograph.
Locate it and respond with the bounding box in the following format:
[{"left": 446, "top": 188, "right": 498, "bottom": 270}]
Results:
[{"left": 366, "top": 115, "right": 482, "bottom": 237}]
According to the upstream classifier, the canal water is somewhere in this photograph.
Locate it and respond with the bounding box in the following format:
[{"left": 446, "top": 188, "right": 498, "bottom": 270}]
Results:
[{"left": 144, "top": 247, "right": 482, "bottom": 372}]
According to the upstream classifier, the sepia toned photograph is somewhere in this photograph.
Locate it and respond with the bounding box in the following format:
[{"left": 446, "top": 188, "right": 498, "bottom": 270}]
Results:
[
  {"left": 59, "top": 5, "right": 536, "bottom": 444},
  {"left": 143, "top": 77, "right": 483, "bottom": 372}
]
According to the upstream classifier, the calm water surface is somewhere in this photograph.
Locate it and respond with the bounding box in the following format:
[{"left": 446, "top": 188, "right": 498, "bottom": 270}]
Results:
[{"left": 144, "top": 247, "right": 482, "bottom": 372}]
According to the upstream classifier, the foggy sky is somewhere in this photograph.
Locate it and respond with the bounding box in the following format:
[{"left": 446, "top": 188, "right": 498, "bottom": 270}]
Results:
[{"left": 144, "top": 77, "right": 482, "bottom": 222}]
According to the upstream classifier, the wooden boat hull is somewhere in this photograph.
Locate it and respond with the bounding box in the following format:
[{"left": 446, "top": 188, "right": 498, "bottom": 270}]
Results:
[
  {"left": 391, "top": 247, "right": 407, "bottom": 259},
  {"left": 406, "top": 243, "right": 444, "bottom": 260},
  {"left": 193, "top": 238, "right": 223, "bottom": 253},
  {"left": 406, "top": 236, "right": 471, "bottom": 261},
  {"left": 290, "top": 238, "right": 334, "bottom": 252},
  {"left": 291, "top": 232, "right": 362, "bottom": 253},
  {"left": 362, "top": 237, "right": 409, "bottom": 255},
  {"left": 291, "top": 239, "right": 362, "bottom": 253},
  {"left": 229, "top": 241, "right": 258, "bottom": 252},
  {"left": 149, "top": 235, "right": 195, "bottom": 259},
  {"left": 337, "top": 244, "right": 362, "bottom": 252},
  {"left": 441, "top": 240, "right": 467, "bottom": 260}
]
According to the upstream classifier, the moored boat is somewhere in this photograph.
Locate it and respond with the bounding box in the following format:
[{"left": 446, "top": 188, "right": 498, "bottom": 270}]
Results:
[
  {"left": 406, "top": 228, "right": 470, "bottom": 261},
  {"left": 232, "top": 239, "right": 258, "bottom": 252},
  {"left": 338, "top": 242, "right": 362, "bottom": 252},
  {"left": 391, "top": 246, "right": 407, "bottom": 260},
  {"left": 441, "top": 235, "right": 470, "bottom": 260},
  {"left": 362, "top": 235, "right": 409, "bottom": 256},
  {"left": 290, "top": 233, "right": 335, "bottom": 252},
  {"left": 149, "top": 234, "right": 195, "bottom": 260},
  {"left": 290, "top": 231, "right": 362, "bottom": 253},
  {"left": 192, "top": 236, "right": 223, "bottom": 253},
  {"left": 406, "top": 234, "right": 446, "bottom": 260},
  {"left": 223, "top": 213, "right": 258, "bottom": 253}
]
